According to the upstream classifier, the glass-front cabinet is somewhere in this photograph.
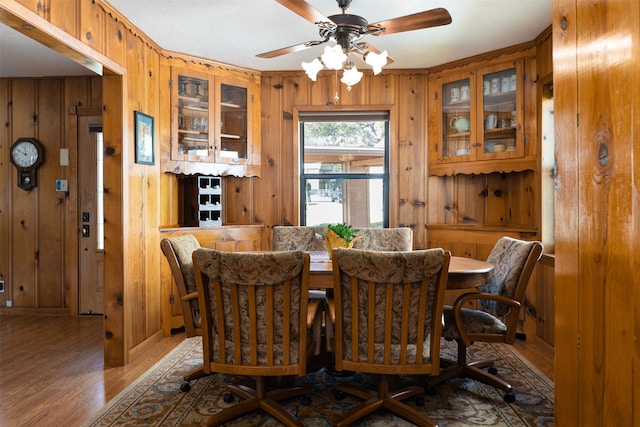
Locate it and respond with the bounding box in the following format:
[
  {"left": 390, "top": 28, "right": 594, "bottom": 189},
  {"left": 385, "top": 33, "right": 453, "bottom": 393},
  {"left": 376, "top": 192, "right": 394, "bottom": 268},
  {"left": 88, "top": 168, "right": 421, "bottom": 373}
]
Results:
[
  {"left": 172, "top": 69, "right": 214, "bottom": 162},
  {"left": 215, "top": 79, "right": 250, "bottom": 164},
  {"left": 430, "top": 60, "right": 524, "bottom": 167},
  {"left": 170, "top": 69, "right": 253, "bottom": 165}
]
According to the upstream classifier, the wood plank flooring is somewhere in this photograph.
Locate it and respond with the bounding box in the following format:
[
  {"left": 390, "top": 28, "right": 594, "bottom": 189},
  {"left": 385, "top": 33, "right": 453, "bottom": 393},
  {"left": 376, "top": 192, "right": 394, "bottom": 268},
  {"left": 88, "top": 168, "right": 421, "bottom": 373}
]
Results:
[{"left": 0, "top": 315, "right": 554, "bottom": 426}]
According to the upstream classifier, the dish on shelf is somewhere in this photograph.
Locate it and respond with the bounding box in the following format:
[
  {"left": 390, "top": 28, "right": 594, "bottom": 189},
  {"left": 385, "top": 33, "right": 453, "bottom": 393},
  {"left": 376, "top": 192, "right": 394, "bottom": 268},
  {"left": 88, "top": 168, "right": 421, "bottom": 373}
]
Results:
[{"left": 456, "top": 148, "right": 470, "bottom": 156}]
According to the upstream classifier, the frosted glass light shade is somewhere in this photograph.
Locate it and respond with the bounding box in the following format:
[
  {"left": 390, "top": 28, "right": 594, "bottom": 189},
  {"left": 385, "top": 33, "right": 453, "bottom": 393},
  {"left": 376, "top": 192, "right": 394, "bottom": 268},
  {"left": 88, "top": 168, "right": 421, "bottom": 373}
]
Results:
[
  {"left": 302, "top": 58, "right": 323, "bottom": 81},
  {"left": 341, "top": 65, "right": 363, "bottom": 88},
  {"left": 365, "top": 50, "right": 388, "bottom": 75},
  {"left": 321, "top": 45, "right": 347, "bottom": 70}
]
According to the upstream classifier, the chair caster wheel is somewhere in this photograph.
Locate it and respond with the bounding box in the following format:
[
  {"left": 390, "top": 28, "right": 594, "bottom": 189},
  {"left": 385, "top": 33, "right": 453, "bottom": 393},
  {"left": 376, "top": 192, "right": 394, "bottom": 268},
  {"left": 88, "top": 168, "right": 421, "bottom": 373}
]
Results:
[
  {"left": 301, "top": 394, "right": 312, "bottom": 405},
  {"left": 504, "top": 393, "right": 516, "bottom": 403},
  {"left": 223, "top": 392, "right": 235, "bottom": 403},
  {"left": 424, "top": 386, "right": 437, "bottom": 396},
  {"left": 332, "top": 389, "right": 346, "bottom": 401},
  {"left": 488, "top": 366, "right": 498, "bottom": 375},
  {"left": 180, "top": 382, "right": 191, "bottom": 392},
  {"left": 415, "top": 394, "right": 425, "bottom": 407}
]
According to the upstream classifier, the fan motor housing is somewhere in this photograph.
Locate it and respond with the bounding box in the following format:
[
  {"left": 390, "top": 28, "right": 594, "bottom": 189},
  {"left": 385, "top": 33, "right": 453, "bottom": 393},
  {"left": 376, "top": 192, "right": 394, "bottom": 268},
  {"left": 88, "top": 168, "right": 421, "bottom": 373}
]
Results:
[{"left": 323, "top": 14, "right": 368, "bottom": 49}]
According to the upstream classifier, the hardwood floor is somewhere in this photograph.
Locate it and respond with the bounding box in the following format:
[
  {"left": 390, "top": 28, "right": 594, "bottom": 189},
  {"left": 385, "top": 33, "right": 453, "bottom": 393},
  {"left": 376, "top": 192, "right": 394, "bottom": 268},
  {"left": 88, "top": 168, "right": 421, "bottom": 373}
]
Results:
[
  {"left": 0, "top": 315, "right": 554, "bottom": 426},
  {"left": 0, "top": 315, "right": 184, "bottom": 427}
]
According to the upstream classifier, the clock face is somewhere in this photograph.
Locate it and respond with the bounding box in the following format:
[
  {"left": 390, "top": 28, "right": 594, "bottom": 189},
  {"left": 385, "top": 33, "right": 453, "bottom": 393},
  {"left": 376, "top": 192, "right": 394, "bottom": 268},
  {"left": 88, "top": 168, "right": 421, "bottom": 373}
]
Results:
[{"left": 12, "top": 140, "right": 40, "bottom": 168}]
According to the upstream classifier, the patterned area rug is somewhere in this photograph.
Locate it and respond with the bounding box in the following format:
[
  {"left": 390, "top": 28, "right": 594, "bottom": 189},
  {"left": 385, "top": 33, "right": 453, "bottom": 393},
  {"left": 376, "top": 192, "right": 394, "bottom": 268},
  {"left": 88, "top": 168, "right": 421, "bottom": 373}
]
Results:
[{"left": 83, "top": 337, "right": 554, "bottom": 426}]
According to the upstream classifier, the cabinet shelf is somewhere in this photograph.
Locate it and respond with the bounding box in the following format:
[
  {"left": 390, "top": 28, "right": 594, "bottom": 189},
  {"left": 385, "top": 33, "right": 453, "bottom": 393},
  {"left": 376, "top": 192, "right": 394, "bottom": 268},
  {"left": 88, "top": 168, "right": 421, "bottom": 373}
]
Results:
[
  {"left": 221, "top": 102, "right": 241, "bottom": 109},
  {"left": 181, "top": 104, "right": 208, "bottom": 112},
  {"left": 221, "top": 133, "right": 241, "bottom": 140},
  {"left": 445, "top": 132, "right": 471, "bottom": 138},
  {"left": 484, "top": 127, "right": 516, "bottom": 137}
]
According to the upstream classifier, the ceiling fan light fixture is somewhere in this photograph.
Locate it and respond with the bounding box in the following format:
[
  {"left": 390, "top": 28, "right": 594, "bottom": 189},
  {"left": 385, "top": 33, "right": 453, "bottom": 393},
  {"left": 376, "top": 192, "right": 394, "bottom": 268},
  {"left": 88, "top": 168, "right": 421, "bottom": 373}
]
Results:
[
  {"left": 341, "top": 63, "right": 363, "bottom": 90},
  {"left": 365, "top": 50, "right": 388, "bottom": 75},
  {"left": 321, "top": 45, "right": 347, "bottom": 70},
  {"left": 302, "top": 58, "right": 324, "bottom": 81}
]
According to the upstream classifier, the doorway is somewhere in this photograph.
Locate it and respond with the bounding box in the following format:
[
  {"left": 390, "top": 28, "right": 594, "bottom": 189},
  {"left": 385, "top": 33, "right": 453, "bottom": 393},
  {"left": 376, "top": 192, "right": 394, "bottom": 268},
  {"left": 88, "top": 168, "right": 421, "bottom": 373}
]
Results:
[{"left": 78, "top": 115, "right": 104, "bottom": 314}]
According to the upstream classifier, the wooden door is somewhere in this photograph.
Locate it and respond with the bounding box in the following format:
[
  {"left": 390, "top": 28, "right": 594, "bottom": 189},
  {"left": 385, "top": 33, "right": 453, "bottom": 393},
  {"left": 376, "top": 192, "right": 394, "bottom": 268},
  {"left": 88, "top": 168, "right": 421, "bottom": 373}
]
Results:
[{"left": 78, "top": 115, "right": 104, "bottom": 314}]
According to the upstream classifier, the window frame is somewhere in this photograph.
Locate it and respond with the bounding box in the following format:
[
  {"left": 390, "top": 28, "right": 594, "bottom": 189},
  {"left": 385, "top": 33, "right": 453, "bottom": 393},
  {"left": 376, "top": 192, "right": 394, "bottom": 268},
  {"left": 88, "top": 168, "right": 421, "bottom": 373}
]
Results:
[{"left": 294, "top": 106, "right": 395, "bottom": 227}]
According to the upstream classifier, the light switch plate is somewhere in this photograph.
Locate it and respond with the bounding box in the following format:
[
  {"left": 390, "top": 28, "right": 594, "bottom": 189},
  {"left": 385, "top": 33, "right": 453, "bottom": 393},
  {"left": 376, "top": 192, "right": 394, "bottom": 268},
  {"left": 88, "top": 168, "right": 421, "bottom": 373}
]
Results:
[
  {"left": 60, "top": 148, "right": 70, "bottom": 166},
  {"left": 56, "top": 179, "right": 68, "bottom": 191}
]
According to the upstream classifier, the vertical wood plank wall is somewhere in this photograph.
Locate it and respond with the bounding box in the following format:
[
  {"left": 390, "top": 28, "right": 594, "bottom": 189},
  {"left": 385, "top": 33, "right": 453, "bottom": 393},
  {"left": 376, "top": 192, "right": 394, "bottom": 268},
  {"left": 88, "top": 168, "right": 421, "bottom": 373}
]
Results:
[
  {"left": 254, "top": 71, "right": 428, "bottom": 250},
  {"left": 554, "top": 0, "right": 640, "bottom": 425},
  {"left": 0, "top": 77, "right": 100, "bottom": 313},
  {"left": 0, "top": 0, "right": 554, "bottom": 365}
]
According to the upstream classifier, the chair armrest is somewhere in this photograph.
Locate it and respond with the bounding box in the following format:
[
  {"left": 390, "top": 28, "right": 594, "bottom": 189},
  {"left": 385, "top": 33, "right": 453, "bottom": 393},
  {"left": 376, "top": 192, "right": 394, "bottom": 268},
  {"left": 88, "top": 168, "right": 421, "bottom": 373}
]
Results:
[
  {"left": 452, "top": 292, "right": 522, "bottom": 346},
  {"left": 181, "top": 291, "right": 198, "bottom": 303},
  {"left": 307, "top": 299, "right": 322, "bottom": 328},
  {"left": 307, "top": 299, "right": 323, "bottom": 356},
  {"left": 326, "top": 296, "right": 336, "bottom": 324}
]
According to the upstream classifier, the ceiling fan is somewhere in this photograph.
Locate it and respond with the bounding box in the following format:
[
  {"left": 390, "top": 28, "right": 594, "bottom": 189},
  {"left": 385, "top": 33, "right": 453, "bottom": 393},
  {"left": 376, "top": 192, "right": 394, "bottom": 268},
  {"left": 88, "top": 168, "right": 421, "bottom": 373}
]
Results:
[{"left": 256, "top": 0, "right": 452, "bottom": 63}]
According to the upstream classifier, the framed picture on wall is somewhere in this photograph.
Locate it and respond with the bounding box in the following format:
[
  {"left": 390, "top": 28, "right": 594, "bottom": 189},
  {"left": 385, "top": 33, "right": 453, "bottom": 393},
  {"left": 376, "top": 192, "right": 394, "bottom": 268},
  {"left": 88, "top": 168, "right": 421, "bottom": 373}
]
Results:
[{"left": 134, "top": 111, "right": 154, "bottom": 165}]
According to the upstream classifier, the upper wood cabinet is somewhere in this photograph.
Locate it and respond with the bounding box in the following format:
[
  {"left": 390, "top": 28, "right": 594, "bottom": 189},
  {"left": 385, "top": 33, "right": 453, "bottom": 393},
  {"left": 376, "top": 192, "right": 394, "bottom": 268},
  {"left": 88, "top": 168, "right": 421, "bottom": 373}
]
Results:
[
  {"left": 428, "top": 58, "right": 531, "bottom": 176},
  {"left": 172, "top": 69, "right": 213, "bottom": 162},
  {"left": 168, "top": 67, "right": 261, "bottom": 174},
  {"left": 214, "top": 77, "right": 252, "bottom": 165}
]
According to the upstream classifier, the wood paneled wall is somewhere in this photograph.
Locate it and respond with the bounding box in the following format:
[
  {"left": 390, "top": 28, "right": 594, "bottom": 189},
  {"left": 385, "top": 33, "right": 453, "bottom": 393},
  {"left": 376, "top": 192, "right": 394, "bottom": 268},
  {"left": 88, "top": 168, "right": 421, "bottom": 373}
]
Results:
[
  {"left": 0, "top": 0, "right": 265, "bottom": 366},
  {"left": 0, "top": 76, "right": 100, "bottom": 314},
  {"left": 554, "top": 0, "right": 640, "bottom": 424},
  {"left": 251, "top": 71, "right": 428, "bottom": 250}
]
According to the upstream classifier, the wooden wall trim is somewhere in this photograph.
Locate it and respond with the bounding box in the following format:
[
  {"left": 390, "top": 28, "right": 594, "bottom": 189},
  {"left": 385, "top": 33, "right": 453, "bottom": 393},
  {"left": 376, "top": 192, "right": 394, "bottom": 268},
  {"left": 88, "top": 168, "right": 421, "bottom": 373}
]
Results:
[{"left": 0, "top": 0, "right": 124, "bottom": 76}]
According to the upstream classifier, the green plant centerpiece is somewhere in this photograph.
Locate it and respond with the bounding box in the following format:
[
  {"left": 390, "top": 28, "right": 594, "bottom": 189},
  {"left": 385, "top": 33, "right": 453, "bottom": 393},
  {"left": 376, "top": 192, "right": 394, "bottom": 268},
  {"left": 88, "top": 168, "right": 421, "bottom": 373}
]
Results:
[{"left": 323, "top": 223, "right": 362, "bottom": 257}]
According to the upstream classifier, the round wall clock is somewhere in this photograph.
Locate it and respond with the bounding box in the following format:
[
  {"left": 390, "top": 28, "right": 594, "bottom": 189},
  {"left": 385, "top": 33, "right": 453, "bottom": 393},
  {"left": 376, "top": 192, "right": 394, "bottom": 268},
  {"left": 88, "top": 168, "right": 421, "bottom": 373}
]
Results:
[{"left": 10, "top": 137, "right": 45, "bottom": 191}]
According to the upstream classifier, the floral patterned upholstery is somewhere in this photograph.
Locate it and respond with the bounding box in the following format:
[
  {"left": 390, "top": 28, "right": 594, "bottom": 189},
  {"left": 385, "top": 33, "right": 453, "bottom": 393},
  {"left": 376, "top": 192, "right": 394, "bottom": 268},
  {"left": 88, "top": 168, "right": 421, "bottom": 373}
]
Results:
[
  {"left": 160, "top": 234, "right": 201, "bottom": 335},
  {"left": 272, "top": 226, "right": 326, "bottom": 251},
  {"left": 193, "top": 249, "right": 310, "bottom": 367},
  {"left": 333, "top": 247, "right": 447, "bottom": 367},
  {"left": 272, "top": 226, "right": 413, "bottom": 253},
  {"left": 351, "top": 227, "right": 413, "bottom": 251}
]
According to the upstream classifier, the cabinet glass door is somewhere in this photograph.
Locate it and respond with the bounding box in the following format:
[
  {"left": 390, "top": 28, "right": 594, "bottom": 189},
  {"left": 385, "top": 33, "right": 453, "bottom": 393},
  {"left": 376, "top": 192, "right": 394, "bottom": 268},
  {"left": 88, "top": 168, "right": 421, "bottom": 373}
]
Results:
[
  {"left": 479, "top": 65, "right": 522, "bottom": 158},
  {"left": 441, "top": 77, "right": 472, "bottom": 160},
  {"left": 216, "top": 82, "right": 248, "bottom": 163},
  {"left": 175, "top": 74, "right": 211, "bottom": 159}
]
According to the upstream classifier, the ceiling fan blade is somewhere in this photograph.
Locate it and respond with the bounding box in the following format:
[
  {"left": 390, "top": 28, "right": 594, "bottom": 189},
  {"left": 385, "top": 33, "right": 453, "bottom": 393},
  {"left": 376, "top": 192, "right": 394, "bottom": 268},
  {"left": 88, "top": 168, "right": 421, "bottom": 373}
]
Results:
[
  {"left": 275, "top": 0, "right": 330, "bottom": 24},
  {"left": 369, "top": 8, "right": 452, "bottom": 35},
  {"left": 256, "top": 39, "right": 327, "bottom": 59}
]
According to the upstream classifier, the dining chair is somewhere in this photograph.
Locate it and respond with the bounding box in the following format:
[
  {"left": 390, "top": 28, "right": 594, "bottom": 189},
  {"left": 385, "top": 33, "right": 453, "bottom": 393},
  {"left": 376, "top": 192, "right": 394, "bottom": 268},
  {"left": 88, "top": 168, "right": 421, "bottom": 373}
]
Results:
[
  {"left": 193, "top": 249, "right": 315, "bottom": 426},
  {"left": 160, "top": 234, "right": 208, "bottom": 390},
  {"left": 331, "top": 247, "right": 450, "bottom": 427},
  {"left": 428, "top": 236, "right": 543, "bottom": 402},
  {"left": 326, "top": 227, "right": 413, "bottom": 352}
]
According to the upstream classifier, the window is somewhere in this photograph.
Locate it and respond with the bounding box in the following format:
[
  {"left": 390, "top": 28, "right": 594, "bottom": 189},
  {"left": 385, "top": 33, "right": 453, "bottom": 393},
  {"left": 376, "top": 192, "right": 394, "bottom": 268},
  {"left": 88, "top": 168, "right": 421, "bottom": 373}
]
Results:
[{"left": 299, "top": 111, "right": 389, "bottom": 228}]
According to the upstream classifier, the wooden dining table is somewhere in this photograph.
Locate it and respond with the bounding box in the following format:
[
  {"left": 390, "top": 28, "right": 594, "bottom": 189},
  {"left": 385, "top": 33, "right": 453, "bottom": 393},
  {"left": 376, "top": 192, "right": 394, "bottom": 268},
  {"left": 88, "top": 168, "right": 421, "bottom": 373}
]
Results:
[{"left": 309, "top": 251, "right": 493, "bottom": 290}]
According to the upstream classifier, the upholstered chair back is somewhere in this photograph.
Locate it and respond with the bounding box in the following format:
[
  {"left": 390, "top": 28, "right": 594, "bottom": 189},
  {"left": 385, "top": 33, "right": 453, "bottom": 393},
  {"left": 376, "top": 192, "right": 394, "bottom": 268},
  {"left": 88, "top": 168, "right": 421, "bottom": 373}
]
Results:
[
  {"left": 272, "top": 225, "right": 413, "bottom": 253},
  {"left": 160, "top": 234, "right": 202, "bottom": 337},
  {"left": 272, "top": 225, "right": 326, "bottom": 251},
  {"left": 479, "top": 237, "right": 543, "bottom": 318},
  {"left": 332, "top": 248, "right": 449, "bottom": 372},
  {"left": 193, "top": 249, "right": 311, "bottom": 374},
  {"left": 352, "top": 227, "right": 413, "bottom": 251}
]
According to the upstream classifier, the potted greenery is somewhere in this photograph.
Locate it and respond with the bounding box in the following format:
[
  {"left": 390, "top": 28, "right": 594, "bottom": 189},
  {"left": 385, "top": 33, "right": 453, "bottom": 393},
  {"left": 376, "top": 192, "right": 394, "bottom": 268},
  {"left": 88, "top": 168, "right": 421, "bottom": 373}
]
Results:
[{"left": 323, "top": 223, "right": 362, "bottom": 256}]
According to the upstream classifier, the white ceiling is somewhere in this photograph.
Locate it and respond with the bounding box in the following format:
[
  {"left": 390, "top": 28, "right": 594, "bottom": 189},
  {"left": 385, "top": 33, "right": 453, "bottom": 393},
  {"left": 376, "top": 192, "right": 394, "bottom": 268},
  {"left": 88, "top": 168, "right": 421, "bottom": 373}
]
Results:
[{"left": 0, "top": 0, "right": 551, "bottom": 77}]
